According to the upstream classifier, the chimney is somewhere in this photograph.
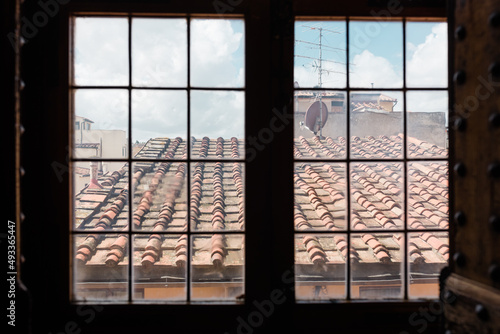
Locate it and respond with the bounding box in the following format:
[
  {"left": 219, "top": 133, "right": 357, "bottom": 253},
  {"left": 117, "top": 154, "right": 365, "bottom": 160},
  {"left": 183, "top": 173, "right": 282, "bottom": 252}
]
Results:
[{"left": 88, "top": 161, "right": 103, "bottom": 189}]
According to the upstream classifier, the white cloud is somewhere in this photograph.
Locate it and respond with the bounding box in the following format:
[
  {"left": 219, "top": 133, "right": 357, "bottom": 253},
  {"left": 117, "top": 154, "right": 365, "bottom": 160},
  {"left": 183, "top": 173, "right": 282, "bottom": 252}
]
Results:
[
  {"left": 350, "top": 50, "right": 403, "bottom": 88},
  {"left": 74, "top": 18, "right": 129, "bottom": 86},
  {"left": 191, "top": 90, "right": 244, "bottom": 139},
  {"left": 132, "top": 18, "right": 187, "bottom": 87},
  {"left": 132, "top": 90, "right": 187, "bottom": 142},
  {"left": 190, "top": 19, "right": 244, "bottom": 87},
  {"left": 406, "top": 23, "right": 447, "bottom": 87},
  {"left": 74, "top": 18, "right": 245, "bottom": 142}
]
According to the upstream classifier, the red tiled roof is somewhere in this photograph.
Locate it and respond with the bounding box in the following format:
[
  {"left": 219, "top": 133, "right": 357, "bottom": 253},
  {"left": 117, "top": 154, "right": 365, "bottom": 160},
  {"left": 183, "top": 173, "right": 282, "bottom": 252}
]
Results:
[{"left": 74, "top": 135, "right": 448, "bottom": 283}]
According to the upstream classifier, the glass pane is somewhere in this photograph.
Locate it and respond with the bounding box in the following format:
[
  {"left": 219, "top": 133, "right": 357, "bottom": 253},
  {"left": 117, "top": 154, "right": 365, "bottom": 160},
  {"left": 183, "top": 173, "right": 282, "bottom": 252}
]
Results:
[
  {"left": 73, "top": 89, "right": 129, "bottom": 159},
  {"left": 191, "top": 162, "right": 245, "bottom": 231},
  {"left": 408, "top": 232, "right": 449, "bottom": 299},
  {"left": 190, "top": 90, "right": 245, "bottom": 159},
  {"left": 73, "top": 162, "right": 129, "bottom": 231},
  {"left": 349, "top": 21, "right": 403, "bottom": 88},
  {"left": 131, "top": 162, "right": 188, "bottom": 232},
  {"left": 190, "top": 19, "right": 244, "bottom": 88},
  {"left": 133, "top": 234, "right": 187, "bottom": 301},
  {"left": 295, "top": 233, "right": 347, "bottom": 300},
  {"left": 408, "top": 161, "right": 449, "bottom": 230},
  {"left": 406, "top": 21, "right": 448, "bottom": 88},
  {"left": 73, "top": 233, "right": 129, "bottom": 301},
  {"left": 351, "top": 162, "right": 404, "bottom": 230},
  {"left": 294, "top": 90, "right": 347, "bottom": 159},
  {"left": 74, "top": 17, "right": 128, "bottom": 86},
  {"left": 294, "top": 163, "right": 347, "bottom": 231},
  {"left": 294, "top": 21, "right": 347, "bottom": 89},
  {"left": 351, "top": 232, "right": 403, "bottom": 299},
  {"left": 407, "top": 91, "right": 448, "bottom": 158},
  {"left": 132, "top": 90, "right": 187, "bottom": 156},
  {"left": 191, "top": 234, "right": 244, "bottom": 301},
  {"left": 132, "top": 18, "right": 187, "bottom": 87},
  {"left": 350, "top": 91, "right": 404, "bottom": 159}
]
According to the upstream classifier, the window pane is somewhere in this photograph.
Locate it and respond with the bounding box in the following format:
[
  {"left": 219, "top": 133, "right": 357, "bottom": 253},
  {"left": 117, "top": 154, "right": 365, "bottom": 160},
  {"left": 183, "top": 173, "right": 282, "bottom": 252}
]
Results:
[
  {"left": 132, "top": 18, "right": 187, "bottom": 87},
  {"left": 131, "top": 162, "right": 188, "bottom": 232},
  {"left": 351, "top": 232, "right": 403, "bottom": 299},
  {"left": 407, "top": 91, "right": 448, "bottom": 158},
  {"left": 350, "top": 91, "right": 404, "bottom": 159},
  {"left": 132, "top": 90, "right": 187, "bottom": 154},
  {"left": 74, "top": 17, "right": 129, "bottom": 86},
  {"left": 191, "top": 162, "right": 245, "bottom": 231},
  {"left": 133, "top": 234, "right": 187, "bottom": 301},
  {"left": 294, "top": 162, "right": 347, "bottom": 231},
  {"left": 190, "top": 19, "right": 244, "bottom": 88},
  {"left": 294, "top": 90, "right": 347, "bottom": 159},
  {"left": 408, "top": 161, "right": 449, "bottom": 230},
  {"left": 190, "top": 90, "right": 245, "bottom": 159},
  {"left": 73, "top": 162, "right": 129, "bottom": 231},
  {"left": 73, "top": 89, "right": 129, "bottom": 159},
  {"left": 351, "top": 162, "right": 404, "bottom": 230},
  {"left": 406, "top": 22, "right": 448, "bottom": 88},
  {"left": 294, "top": 21, "right": 347, "bottom": 89},
  {"left": 408, "top": 232, "right": 448, "bottom": 299},
  {"left": 191, "top": 234, "right": 244, "bottom": 301},
  {"left": 73, "top": 233, "right": 129, "bottom": 301},
  {"left": 295, "top": 233, "right": 347, "bottom": 300},
  {"left": 349, "top": 21, "right": 403, "bottom": 88}
]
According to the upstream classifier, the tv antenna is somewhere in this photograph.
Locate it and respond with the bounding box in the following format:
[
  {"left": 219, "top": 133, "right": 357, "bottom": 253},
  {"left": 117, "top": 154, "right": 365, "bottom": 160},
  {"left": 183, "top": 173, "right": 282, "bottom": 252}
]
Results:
[{"left": 295, "top": 25, "right": 346, "bottom": 137}]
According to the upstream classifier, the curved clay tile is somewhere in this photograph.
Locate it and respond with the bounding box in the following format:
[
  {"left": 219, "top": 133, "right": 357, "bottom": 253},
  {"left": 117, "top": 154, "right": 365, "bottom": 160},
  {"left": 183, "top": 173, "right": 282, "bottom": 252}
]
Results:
[
  {"left": 174, "top": 234, "right": 188, "bottom": 267},
  {"left": 298, "top": 136, "right": 320, "bottom": 158},
  {"left": 211, "top": 234, "right": 225, "bottom": 268},
  {"left": 420, "top": 232, "right": 449, "bottom": 260},
  {"left": 362, "top": 234, "right": 391, "bottom": 263},
  {"left": 75, "top": 187, "right": 129, "bottom": 264},
  {"left": 141, "top": 160, "right": 187, "bottom": 269},
  {"left": 105, "top": 233, "right": 128, "bottom": 267},
  {"left": 75, "top": 234, "right": 102, "bottom": 265},
  {"left": 101, "top": 167, "right": 127, "bottom": 186}
]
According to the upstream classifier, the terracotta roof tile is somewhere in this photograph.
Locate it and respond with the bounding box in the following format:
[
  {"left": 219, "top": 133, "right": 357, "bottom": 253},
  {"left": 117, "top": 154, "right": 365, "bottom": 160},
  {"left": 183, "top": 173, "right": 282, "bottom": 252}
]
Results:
[{"left": 74, "top": 135, "right": 448, "bottom": 288}]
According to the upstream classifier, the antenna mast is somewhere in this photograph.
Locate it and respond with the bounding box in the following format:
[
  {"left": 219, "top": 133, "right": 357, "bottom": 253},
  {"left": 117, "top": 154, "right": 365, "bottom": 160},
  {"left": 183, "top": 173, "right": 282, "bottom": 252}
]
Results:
[{"left": 295, "top": 25, "right": 344, "bottom": 138}]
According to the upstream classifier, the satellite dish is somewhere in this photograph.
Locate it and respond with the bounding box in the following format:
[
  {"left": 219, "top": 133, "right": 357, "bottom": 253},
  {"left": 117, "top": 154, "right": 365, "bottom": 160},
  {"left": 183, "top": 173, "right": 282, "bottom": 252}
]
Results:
[{"left": 304, "top": 101, "right": 328, "bottom": 135}]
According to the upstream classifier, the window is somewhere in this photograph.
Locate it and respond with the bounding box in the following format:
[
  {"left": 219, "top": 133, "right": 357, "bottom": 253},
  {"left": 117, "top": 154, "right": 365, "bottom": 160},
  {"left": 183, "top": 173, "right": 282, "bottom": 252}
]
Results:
[
  {"left": 15, "top": 0, "right": 450, "bottom": 332},
  {"left": 71, "top": 15, "right": 246, "bottom": 302},
  {"left": 293, "top": 18, "right": 448, "bottom": 300}
]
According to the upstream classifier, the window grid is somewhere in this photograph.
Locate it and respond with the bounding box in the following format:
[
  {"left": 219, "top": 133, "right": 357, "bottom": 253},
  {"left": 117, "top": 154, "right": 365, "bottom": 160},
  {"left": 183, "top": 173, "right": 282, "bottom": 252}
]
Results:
[
  {"left": 293, "top": 17, "right": 449, "bottom": 301},
  {"left": 70, "top": 14, "right": 246, "bottom": 303}
]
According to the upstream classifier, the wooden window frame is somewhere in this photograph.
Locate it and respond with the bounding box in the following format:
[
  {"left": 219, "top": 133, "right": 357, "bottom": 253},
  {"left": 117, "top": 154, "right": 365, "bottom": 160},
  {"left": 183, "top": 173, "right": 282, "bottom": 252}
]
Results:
[{"left": 17, "top": 0, "right": 450, "bottom": 332}]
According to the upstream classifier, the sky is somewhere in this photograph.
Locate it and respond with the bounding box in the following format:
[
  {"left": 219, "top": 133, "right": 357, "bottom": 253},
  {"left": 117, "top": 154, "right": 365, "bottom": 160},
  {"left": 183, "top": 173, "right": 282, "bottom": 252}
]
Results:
[
  {"left": 74, "top": 17, "right": 245, "bottom": 143},
  {"left": 74, "top": 18, "right": 447, "bottom": 143}
]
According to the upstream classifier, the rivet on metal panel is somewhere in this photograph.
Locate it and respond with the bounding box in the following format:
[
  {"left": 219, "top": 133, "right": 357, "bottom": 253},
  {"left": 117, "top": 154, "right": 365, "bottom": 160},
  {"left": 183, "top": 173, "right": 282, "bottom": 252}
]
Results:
[
  {"left": 489, "top": 264, "right": 500, "bottom": 282},
  {"left": 454, "top": 118, "right": 467, "bottom": 132},
  {"left": 487, "top": 162, "right": 500, "bottom": 178},
  {"left": 475, "top": 304, "right": 489, "bottom": 321},
  {"left": 453, "top": 252, "right": 466, "bottom": 267},
  {"left": 489, "top": 112, "right": 500, "bottom": 127},
  {"left": 453, "top": 70, "right": 466, "bottom": 85},
  {"left": 454, "top": 211, "right": 466, "bottom": 226},
  {"left": 488, "top": 62, "right": 500, "bottom": 77},
  {"left": 489, "top": 11, "right": 500, "bottom": 27},
  {"left": 443, "top": 290, "right": 457, "bottom": 305},
  {"left": 454, "top": 163, "right": 467, "bottom": 177},
  {"left": 490, "top": 215, "right": 500, "bottom": 232},
  {"left": 455, "top": 25, "right": 466, "bottom": 41}
]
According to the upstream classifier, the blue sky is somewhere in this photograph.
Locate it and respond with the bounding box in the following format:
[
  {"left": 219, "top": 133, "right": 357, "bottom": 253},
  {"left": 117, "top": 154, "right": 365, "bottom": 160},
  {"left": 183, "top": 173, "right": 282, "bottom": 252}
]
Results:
[
  {"left": 74, "top": 18, "right": 446, "bottom": 143},
  {"left": 294, "top": 20, "right": 447, "bottom": 89}
]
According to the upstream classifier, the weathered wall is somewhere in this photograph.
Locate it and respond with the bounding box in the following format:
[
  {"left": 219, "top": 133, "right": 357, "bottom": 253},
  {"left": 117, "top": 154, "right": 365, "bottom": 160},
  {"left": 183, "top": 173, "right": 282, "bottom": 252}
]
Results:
[{"left": 295, "top": 111, "right": 447, "bottom": 147}]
